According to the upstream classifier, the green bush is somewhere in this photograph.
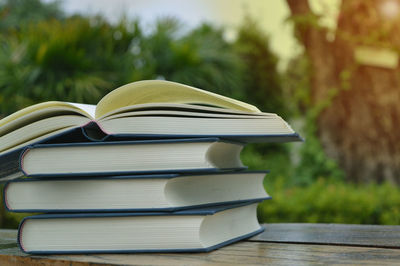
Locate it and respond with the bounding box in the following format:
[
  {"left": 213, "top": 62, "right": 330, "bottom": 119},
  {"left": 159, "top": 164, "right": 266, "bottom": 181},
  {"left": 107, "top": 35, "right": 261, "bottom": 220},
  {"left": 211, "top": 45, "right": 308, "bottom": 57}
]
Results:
[
  {"left": 241, "top": 143, "right": 293, "bottom": 186},
  {"left": 258, "top": 177, "right": 400, "bottom": 225},
  {"left": 242, "top": 148, "right": 400, "bottom": 225}
]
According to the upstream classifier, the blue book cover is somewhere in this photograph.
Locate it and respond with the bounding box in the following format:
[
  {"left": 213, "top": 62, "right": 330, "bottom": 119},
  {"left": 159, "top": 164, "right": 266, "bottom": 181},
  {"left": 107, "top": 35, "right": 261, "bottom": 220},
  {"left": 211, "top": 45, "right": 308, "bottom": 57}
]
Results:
[
  {"left": 0, "top": 137, "right": 247, "bottom": 180},
  {"left": 4, "top": 171, "right": 271, "bottom": 213},
  {"left": 18, "top": 201, "right": 264, "bottom": 254},
  {"left": 82, "top": 120, "right": 303, "bottom": 143}
]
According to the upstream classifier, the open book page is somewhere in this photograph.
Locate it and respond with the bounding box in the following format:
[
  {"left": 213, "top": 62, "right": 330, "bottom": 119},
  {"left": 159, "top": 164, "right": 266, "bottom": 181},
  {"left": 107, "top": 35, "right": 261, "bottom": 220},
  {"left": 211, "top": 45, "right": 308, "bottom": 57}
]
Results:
[
  {"left": 0, "top": 123, "right": 83, "bottom": 155},
  {"left": 102, "top": 109, "right": 278, "bottom": 121},
  {"left": 0, "top": 102, "right": 96, "bottom": 136},
  {"left": 66, "top": 103, "right": 96, "bottom": 119},
  {"left": 98, "top": 103, "right": 274, "bottom": 120},
  {"left": 95, "top": 80, "right": 261, "bottom": 119}
]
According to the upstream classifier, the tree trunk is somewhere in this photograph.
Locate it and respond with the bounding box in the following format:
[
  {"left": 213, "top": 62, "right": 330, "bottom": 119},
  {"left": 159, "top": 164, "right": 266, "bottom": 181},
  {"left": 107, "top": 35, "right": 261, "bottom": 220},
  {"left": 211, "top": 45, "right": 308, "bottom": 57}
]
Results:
[{"left": 287, "top": 0, "right": 400, "bottom": 183}]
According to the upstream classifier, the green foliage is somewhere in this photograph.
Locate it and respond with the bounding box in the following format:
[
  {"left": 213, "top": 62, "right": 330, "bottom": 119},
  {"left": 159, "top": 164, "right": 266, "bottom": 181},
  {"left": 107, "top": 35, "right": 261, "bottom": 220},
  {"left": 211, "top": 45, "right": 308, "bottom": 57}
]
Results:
[
  {"left": 235, "top": 17, "right": 288, "bottom": 118},
  {"left": 135, "top": 20, "right": 245, "bottom": 99},
  {"left": 284, "top": 55, "right": 345, "bottom": 185},
  {"left": 233, "top": 17, "right": 290, "bottom": 157},
  {"left": 241, "top": 53, "right": 345, "bottom": 187},
  {"left": 0, "top": 15, "right": 141, "bottom": 113},
  {"left": 0, "top": 0, "right": 286, "bottom": 123},
  {"left": 286, "top": 13, "right": 324, "bottom": 43},
  {"left": 241, "top": 143, "right": 293, "bottom": 185},
  {"left": 1, "top": 212, "right": 28, "bottom": 229},
  {"left": 295, "top": 126, "right": 344, "bottom": 185},
  {"left": 0, "top": 0, "right": 64, "bottom": 31},
  {"left": 258, "top": 177, "right": 400, "bottom": 225}
]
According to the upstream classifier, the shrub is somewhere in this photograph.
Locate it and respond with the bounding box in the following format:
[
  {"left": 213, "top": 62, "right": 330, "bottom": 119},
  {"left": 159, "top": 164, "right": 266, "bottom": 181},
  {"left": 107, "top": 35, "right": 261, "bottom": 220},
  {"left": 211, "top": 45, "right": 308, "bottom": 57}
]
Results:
[{"left": 258, "top": 177, "right": 400, "bottom": 225}]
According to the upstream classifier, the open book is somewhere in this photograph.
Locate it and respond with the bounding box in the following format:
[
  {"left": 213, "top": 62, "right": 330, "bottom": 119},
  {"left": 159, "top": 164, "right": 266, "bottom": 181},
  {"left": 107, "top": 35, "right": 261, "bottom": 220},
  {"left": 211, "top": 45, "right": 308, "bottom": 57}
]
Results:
[{"left": 0, "top": 80, "right": 301, "bottom": 154}]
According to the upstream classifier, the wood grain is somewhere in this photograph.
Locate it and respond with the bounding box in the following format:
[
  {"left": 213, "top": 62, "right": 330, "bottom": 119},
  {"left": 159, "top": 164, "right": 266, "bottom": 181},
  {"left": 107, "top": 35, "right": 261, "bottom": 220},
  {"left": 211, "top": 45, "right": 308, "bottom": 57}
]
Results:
[
  {"left": 1, "top": 241, "right": 400, "bottom": 266},
  {"left": 2, "top": 224, "right": 400, "bottom": 265},
  {"left": 252, "top": 223, "right": 400, "bottom": 248}
]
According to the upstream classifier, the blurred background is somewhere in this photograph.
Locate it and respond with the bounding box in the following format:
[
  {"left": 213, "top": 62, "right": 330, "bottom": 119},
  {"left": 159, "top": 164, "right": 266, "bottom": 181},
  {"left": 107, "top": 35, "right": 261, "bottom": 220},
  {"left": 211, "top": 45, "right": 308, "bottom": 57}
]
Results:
[{"left": 0, "top": 0, "right": 399, "bottom": 227}]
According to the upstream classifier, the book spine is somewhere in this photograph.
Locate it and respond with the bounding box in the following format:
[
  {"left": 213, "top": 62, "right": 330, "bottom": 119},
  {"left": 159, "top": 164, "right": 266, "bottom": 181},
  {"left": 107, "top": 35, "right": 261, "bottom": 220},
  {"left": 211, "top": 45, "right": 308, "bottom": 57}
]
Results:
[
  {"left": 0, "top": 149, "right": 23, "bottom": 180},
  {"left": 3, "top": 182, "right": 11, "bottom": 211},
  {"left": 81, "top": 121, "right": 109, "bottom": 141},
  {"left": 17, "top": 217, "right": 26, "bottom": 253}
]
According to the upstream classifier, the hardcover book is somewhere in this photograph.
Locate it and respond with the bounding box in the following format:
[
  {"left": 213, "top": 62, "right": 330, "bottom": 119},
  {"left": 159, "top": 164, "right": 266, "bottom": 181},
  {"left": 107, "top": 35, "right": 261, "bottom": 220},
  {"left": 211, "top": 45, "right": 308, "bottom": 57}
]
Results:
[
  {"left": 0, "top": 138, "right": 245, "bottom": 180},
  {"left": 5, "top": 171, "right": 270, "bottom": 212},
  {"left": 18, "top": 202, "right": 263, "bottom": 254}
]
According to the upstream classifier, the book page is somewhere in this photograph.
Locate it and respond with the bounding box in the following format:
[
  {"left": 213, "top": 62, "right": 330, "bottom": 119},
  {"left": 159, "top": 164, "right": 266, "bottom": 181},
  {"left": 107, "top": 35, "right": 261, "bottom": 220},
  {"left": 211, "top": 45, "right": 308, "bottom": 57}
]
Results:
[
  {"left": 66, "top": 103, "right": 96, "bottom": 119},
  {"left": 98, "top": 103, "right": 274, "bottom": 120},
  {"left": 95, "top": 80, "right": 261, "bottom": 119},
  {"left": 102, "top": 109, "right": 276, "bottom": 121},
  {"left": 0, "top": 126, "right": 77, "bottom": 155},
  {"left": 0, "top": 102, "right": 95, "bottom": 136}
]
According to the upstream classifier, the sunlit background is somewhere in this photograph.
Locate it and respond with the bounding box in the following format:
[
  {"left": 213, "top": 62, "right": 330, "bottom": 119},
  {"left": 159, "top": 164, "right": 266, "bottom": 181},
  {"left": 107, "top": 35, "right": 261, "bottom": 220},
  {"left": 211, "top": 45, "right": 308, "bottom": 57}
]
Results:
[
  {"left": 57, "top": 0, "right": 299, "bottom": 67},
  {"left": 50, "top": 0, "right": 341, "bottom": 69},
  {"left": 0, "top": 0, "right": 399, "bottom": 227}
]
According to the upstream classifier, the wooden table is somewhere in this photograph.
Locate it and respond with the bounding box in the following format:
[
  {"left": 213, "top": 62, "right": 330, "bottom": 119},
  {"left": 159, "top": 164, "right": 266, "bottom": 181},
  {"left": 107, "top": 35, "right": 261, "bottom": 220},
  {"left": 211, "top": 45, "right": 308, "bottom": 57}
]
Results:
[{"left": 1, "top": 223, "right": 400, "bottom": 265}]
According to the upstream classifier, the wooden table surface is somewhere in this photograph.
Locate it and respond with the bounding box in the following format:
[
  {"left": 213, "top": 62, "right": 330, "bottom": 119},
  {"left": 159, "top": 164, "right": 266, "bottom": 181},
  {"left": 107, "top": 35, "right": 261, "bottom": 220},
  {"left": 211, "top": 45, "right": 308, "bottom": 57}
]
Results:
[{"left": 1, "top": 223, "right": 400, "bottom": 265}]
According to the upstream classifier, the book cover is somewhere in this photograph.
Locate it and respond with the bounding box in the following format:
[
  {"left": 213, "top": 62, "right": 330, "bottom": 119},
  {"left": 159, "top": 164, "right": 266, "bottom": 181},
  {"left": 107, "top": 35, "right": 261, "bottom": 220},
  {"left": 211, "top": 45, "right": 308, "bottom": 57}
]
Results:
[
  {"left": 18, "top": 202, "right": 264, "bottom": 254},
  {"left": 0, "top": 138, "right": 247, "bottom": 180},
  {"left": 5, "top": 171, "right": 271, "bottom": 212}
]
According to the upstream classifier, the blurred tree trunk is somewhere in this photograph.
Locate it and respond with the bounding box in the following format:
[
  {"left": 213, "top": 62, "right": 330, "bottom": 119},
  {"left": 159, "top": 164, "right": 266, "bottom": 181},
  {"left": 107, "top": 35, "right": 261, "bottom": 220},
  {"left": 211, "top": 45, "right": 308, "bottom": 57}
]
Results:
[{"left": 287, "top": 0, "right": 400, "bottom": 183}]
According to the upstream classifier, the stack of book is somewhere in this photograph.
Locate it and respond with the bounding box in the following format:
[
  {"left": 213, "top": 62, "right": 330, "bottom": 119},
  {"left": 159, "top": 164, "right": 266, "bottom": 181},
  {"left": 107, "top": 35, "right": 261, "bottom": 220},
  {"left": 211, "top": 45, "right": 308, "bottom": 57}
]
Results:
[{"left": 0, "top": 80, "right": 301, "bottom": 254}]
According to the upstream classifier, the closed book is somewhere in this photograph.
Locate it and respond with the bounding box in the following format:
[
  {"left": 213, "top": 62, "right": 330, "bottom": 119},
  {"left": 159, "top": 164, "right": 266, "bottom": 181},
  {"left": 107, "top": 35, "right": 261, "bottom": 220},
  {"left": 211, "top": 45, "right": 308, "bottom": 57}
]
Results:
[
  {"left": 0, "top": 138, "right": 245, "bottom": 181},
  {"left": 5, "top": 171, "right": 270, "bottom": 212},
  {"left": 18, "top": 202, "right": 263, "bottom": 254},
  {"left": 0, "top": 80, "right": 301, "bottom": 155}
]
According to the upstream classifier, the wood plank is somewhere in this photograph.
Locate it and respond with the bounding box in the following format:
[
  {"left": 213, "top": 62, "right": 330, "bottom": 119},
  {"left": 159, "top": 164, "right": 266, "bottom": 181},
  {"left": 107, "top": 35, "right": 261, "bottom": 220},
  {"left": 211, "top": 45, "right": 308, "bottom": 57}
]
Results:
[
  {"left": 251, "top": 223, "right": 400, "bottom": 248},
  {"left": 1, "top": 242, "right": 400, "bottom": 266},
  {"left": 2, "top": 224, "right": 400, "bottom": 265}
]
